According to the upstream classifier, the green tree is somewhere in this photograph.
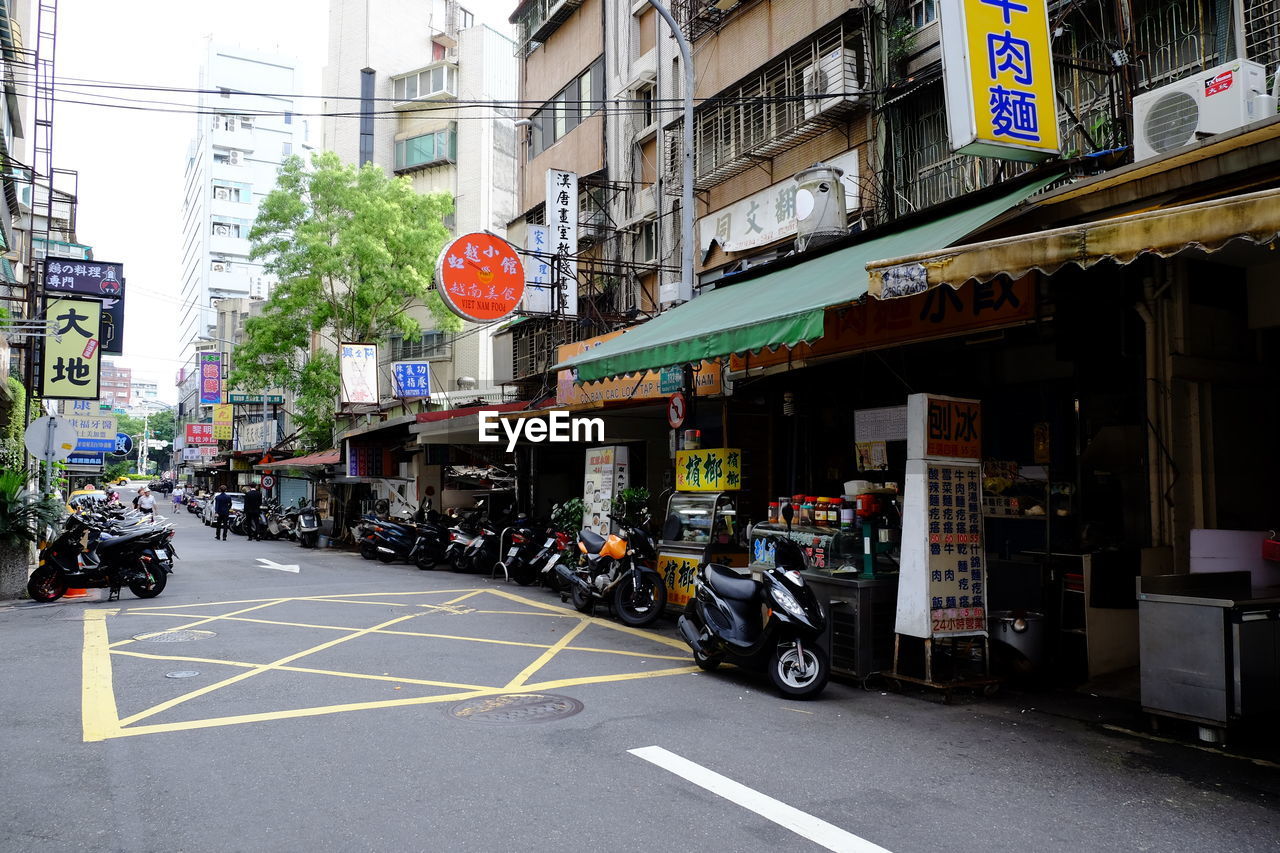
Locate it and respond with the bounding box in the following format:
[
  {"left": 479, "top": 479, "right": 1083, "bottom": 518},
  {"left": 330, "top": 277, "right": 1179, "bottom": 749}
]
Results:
[{"left": 232, "top": 151, "right": 460, "bottom": 449}]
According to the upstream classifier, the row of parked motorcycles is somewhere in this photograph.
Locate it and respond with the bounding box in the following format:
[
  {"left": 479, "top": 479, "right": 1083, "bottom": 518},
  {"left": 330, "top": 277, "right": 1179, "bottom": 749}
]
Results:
[
  {"left": 183, "top": 495, "right": 323, "bottom": 547},
  {"left": 27, "top": 495, "right": 176, "bottom": 603}
]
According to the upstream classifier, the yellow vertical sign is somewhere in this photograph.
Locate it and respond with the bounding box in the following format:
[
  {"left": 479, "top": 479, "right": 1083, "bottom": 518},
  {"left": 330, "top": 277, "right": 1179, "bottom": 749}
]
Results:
[
  {"left": 942, "top": 0, "right": 1059, "bottom": 161},
  {"left": 675, "top": 448, "right": 742, "bottom": 492},
  {"left": 212, "top": 404, "right": 233, "bottom": 440},
  {"left": 41, "top": 296, "right": 102, "bottom": 400}
]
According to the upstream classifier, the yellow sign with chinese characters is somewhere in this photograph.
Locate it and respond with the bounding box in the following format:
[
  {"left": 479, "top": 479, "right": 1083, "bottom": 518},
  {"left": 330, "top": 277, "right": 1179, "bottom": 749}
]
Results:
[
  {"left": 675, "top": 448, "right": 741, "bottom": 492},
  {"left": 941, "top": 0, "right": 1059, "bottom": 161},
  {"left": 41, "top": 296, "right": 102, "bottom": 400},
  {"left": 213, "top": 404, "right": 233, "bottom": 440},
  {"left": 657, "top": 552, "right": 701, "bottom": 607}
]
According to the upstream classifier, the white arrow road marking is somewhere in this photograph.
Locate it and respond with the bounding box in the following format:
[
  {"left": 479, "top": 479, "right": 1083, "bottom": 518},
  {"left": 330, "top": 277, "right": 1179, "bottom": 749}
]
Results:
[
  {"left": 629, "top": 745, "right": 892, "bottom": 853},
  {"left": 255, "top": 558, "right": 300, "bottom": 573}
]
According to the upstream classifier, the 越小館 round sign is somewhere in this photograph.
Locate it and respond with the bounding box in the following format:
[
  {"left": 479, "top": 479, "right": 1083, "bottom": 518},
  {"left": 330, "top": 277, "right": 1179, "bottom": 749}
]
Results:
[{"left": 435, "top": 232, "right": 526, "bottom": 322}]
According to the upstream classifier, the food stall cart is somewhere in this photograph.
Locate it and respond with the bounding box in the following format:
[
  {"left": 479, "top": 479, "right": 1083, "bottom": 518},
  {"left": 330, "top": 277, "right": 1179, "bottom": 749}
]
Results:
[{"left": 657, "top": 448, "right": 748, "bottom": 608}]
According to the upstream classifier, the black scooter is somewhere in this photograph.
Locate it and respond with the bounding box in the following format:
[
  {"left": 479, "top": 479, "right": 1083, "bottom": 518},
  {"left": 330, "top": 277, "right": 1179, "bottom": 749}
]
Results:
[
  {"left": 28, "top": 515, "right": 173, "bottom": 602},
  {"left": 677, "top": 505, "right": 829, "bottom": 698}
]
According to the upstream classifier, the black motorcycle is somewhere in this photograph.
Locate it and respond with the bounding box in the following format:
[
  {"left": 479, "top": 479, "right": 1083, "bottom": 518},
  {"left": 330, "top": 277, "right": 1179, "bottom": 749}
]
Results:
[
  {"left": 296, "top": 498, "right": 322, "bottom": 549},
  {"left": 676, "top": 507, "right": 829, "bottom": 699},
  {"left": 496, "top": 522, "right": 544, "bottom": 584},
  {"left": 554, "top": 515, "right": 667, "bottom": 627},
  {"left": 28, "top": 515, "right": 174, "bottom": 602}
]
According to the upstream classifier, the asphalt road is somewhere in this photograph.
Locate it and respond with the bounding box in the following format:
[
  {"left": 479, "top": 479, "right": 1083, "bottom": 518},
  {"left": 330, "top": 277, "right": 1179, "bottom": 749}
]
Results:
[{"left": 1, "top": 498, "right": 1277, "bottom": 852}]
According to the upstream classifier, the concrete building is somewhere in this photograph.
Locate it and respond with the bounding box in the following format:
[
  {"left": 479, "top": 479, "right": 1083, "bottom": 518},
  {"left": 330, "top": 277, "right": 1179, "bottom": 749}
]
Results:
[
  {"left": 321, "top": 0, "right": 517, "bottom": 404},
  {"left": 176, "top": 44, "right": 312, "bottom": 365},
  {"left": 100, "top": 359, "right": 131, "bottom": 411}
]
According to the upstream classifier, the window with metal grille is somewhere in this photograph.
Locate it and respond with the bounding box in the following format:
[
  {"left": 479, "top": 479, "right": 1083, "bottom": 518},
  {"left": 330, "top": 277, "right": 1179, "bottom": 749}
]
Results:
[{"left": 389, "top": 331, "right": 451, "bottom": 361}]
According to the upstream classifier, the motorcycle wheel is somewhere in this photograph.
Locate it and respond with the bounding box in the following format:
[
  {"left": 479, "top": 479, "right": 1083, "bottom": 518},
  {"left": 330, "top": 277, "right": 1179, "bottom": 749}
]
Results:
[
  {"left": 769, "top": 640, "right": 829, "bottom": 699},
  {"left": 128, "top": 563, "right": 168, "bottom": 599},
  {"left": 613, "top": 572, "right": 668, "bottom": 627},
  {"left": 27, "top": 567, "right": 66, "bottom": 603},
  {"left": 377, "top": 549, "right": 397, "bottom": 564},
  {"left": 512, "top": 563, "right": 537, "bottom": 586},
  {"left": 300, "top": 532, "right": 317, "bottom": 549},
  {"left": 570, "top": 583, "right": 593, "bottom": 614},
  {"left": 693, "top": 648, "right": 723, "bottom": 671},
  {"left": 359, "top": 541, "right": 378, "bottom": 560},
  {"left": 415, "top": 552, "right": 437, "bottom": 570}
]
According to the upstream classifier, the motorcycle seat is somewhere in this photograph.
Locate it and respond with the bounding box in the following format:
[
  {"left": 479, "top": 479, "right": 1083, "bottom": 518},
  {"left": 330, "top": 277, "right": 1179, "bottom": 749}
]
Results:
[
  {"left": 705, "top": 563, "right": 759, "bottom": 602},
  {"left": 98, "top": 527, "right": 152, "bottom": 548},
  {"left": 578, "top": 529, "right": 606, "bottom": 553}
]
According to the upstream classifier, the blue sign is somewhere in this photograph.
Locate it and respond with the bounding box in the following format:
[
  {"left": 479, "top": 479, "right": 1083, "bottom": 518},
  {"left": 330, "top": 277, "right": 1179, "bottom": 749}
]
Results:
[
  {"left": 75, "top": 437, "right": 117, "bottom": 452},
  {"left": 113, "top": 432, "right": 134, "bottom": 456},
  {"left": 68, "top": 451, "right": 105, "bottom": 466},
  {"left": 392, "top": 362, "right": 431, "bottom": 398}
]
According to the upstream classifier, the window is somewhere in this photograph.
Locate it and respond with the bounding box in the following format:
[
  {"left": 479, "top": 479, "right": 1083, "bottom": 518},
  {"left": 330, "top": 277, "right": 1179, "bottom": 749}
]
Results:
[
  {"left": 283, "top": 142, "right": 293, "bottom": 157},
  {"left": 212, "top": 183, "right": 242, "bottom": 202},
  {"left": 212, "top": 221, "right": 241, "bottom": 238},
  {"left": 284, "top": 111, "right": 293, "bottom": 125},
  {"left": 910, "top": 0, "right": 937, "bottom": 29},
  {"left": 392, "top": 63, "right": 458, "bottom": 103},
  {"left": 390, "top": 331, "right": 451, "bottom": 360},
  {"left": 394, "top": 125, "right": 458, "bottom": 171},
  {"left": 459, "top": 7, "right": 473, "bottom": 29},
  {"left": 526, "top": 56, "right": 606, "bottom": 159},
  {"left": 637, "top": 83, "right": 655, "bottom": 127},
  {"left": 240, "top": 116, "right": 254, "bottom": 130},
  {"left": 640, "top": 221, "right": 658, "bottom": 262}
]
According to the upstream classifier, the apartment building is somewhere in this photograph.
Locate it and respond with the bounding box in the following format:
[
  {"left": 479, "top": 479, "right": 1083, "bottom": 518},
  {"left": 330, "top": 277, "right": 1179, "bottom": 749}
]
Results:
[
  {"left": 100, "top": 359, "right": 132, "bottom": 411},
  {"left": 321, "top": 0, "right": 518, "bottom": 405},
  {"left": 176, "top": 44, "right": 311, "bottom": 366}
]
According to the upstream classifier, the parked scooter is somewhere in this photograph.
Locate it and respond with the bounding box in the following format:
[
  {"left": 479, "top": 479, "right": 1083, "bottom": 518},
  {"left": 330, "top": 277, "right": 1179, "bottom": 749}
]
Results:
[
  {"left": 27, "top": 514, "right": 174, "bottom": 602},
  {"left": 296, "top": 498, "right": 322, "bottom": 549},
  {"left": 676, "top": 504, "right": 829, "bottom": 698},
  {"left": 443, "top": 512, "right": 486, "bottom": 571},
  {"left": 554, "top": 514, "right": 666, "bottom": 626},
  {"left": 497, "top": 523, "right": 553, "bottom": 585}
]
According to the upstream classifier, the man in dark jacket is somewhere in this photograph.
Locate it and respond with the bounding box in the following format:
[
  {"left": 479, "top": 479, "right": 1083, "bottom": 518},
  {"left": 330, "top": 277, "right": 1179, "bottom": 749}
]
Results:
[
  {"left": 213, "top": 485, "right": 233, "bottom": 541},
  {"left": 243, "top": 484, "right": 263, "bottom": 541}
]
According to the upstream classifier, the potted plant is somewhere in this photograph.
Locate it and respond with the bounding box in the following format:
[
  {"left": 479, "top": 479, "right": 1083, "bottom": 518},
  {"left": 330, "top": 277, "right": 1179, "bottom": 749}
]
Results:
[
  {"left": 610, "top": 486, "right": 652, "bottom": 526},
  {"left": 0, "top": 470, "right": 63, "bottom": 599},
  {"left": 551, "top": 497, "right": 586, "bottom": 535}
]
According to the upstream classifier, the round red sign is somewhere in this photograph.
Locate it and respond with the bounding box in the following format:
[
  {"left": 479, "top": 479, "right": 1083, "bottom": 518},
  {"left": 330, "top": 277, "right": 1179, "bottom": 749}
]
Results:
[
  {"left": 435, "top": 232, "right": 526, "bottom": 322},
  {"left": 667, "top": 392, "right": 687, "bottom": 429}
]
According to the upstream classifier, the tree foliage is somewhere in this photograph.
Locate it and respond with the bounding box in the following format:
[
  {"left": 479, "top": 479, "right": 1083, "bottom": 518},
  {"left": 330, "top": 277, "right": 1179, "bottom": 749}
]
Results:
[
  {"left": 232, "top": 151, "right": 459, "bottom": 449},
  {"left": 0, "top": 469, "right": 62, "bottom": 549}
]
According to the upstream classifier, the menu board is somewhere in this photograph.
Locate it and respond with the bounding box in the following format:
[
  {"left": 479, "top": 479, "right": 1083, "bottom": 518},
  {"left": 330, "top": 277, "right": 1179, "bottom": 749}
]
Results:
[{"left": 925, "top": 463, "right": 986, "bottom": 635}]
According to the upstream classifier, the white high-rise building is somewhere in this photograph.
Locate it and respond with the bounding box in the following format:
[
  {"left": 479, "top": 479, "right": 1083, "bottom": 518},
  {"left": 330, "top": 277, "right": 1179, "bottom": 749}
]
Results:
[
  {"left": 321, "top": 1, "right": 517, "bottom": 402},
  {"left": 177, "top": 44, "right": 311, "bottom": 363}
]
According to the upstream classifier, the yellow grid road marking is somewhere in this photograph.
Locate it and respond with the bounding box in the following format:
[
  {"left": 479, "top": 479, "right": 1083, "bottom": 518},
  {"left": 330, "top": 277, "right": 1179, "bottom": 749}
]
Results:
[
  {"left": 113, "top": 599, "right": 287, "bottom": 647},
  {"left": 86, "top": 588, "right": 696, "bottom": 741}
]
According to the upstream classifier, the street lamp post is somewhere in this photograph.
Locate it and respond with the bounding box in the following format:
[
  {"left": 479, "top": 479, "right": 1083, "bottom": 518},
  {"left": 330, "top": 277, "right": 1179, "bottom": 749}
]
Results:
[{"left": 646, "top": 0, "right": 694, "bottom": 305}]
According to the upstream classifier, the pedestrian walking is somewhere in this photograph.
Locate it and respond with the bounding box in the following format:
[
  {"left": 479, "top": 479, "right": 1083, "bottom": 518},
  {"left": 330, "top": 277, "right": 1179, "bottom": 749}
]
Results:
[
  {"left": 213, "top": 485, "right": 232, "bottom": 541},
  {"left": 136, "top": 487, "right": 156, "bottom": 520},
  {"left": 243, "top": 483, "right": 263, "bottom": 541}
]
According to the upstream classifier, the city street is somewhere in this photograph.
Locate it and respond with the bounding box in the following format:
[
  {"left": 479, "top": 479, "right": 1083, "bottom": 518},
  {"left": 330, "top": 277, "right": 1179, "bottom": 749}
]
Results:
[{"left": 0, "top": 502, "right": 1276, "bottom": 852}]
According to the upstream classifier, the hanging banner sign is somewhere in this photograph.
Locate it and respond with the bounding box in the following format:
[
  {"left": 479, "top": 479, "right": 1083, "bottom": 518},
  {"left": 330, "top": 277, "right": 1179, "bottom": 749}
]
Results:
[
  {"left": 339, "top": 342, "right": 378, "bottom": 404},
  {"left": 41, "top": 296, "right": 102, "bottom": 400},
  {"left": 213, "top": 404, "right": 234, "bottom": 440},
  {"left": 940, "top": 0, "right": 1060, "bottom": 161},
  {"left": 392, "top": 361, "right": 432, "bottom": 398},
  {"left": 64, "top": 401, "right": 118, "bottom": 452},
  {"left": 182, "top": 447, "right": 202, "bottom": 462},
  {"left": 522, "top": 225, "right": 555, "bottom": 314},
  {"left": 199, "top": 352, "right": 222, "bottom": 405},
  {"left": 185, "top": 422, "right": 217, "bottom": 445},
  {"left": 545, "top": 169, "right": 579, "bottom": 317},
  {"left": 435, "top": 232, "right": 525, "bottom": 322},
  {"left": 43, "top": 260, "right": 126, "bottom": 355},
  {"left": 675, "top": 448, "right": 742, "bottom": 492}
]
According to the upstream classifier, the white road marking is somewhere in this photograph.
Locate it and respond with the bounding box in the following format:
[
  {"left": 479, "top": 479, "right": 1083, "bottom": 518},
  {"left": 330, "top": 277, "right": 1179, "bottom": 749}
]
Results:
[
  {"left": 255, "top": 558, "right": 300, "bottom": 573},
  {"left": 629, "top": 745, "right": 892, "bottom": 853}
]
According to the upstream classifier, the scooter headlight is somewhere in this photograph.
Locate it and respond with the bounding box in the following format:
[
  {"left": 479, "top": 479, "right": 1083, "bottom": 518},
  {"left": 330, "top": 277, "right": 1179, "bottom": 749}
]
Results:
[{"left": 770, "top": 584, "right": 807, "bottom": 621}]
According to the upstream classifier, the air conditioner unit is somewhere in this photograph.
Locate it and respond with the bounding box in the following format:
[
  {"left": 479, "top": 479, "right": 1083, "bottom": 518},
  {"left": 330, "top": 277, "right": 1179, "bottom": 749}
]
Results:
[
  {"left": 1133, "top": 59, "right": 1270, "bottom": 161},
  {"left": 214, "top": 187, "right": 230, "bottom": 201},
  {"left": 802, "top": 46, "right": 863, "bottom": 119},
  {"left": 211, "top": 262, "right": 227, "bottom": 273},
  {"left": 228, "top": 150, "right": 243, "bottom": 165},
  {"left": 214, "top": 224, "right": 231, "bottom": 237}
]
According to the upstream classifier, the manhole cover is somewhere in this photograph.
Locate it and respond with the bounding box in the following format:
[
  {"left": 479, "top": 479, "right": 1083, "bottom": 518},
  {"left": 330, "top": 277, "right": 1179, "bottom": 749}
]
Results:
[
  {"left": 447, "top": 693, "right": 583, "bottom": 725},
  {"left": 165, "top": 671, "right": 200, "bottom": 679},
  {"left": 131, "top": 629, "right": 216, "bottom": 643}
]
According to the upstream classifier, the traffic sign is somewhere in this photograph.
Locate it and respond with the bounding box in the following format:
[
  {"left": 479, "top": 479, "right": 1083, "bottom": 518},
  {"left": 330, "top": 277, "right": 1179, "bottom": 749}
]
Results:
[
  {"left": 667, "top": 392, "right": 687, "bottom": 429},
  {"left": 24, "top": 416, "right": 79, "bottom": 463},
  {"left": 112, "top": 432, "right": 134, "bottom": 456},
  {"left": 261, "top": 475, "right": 275, "bottom": 490}
]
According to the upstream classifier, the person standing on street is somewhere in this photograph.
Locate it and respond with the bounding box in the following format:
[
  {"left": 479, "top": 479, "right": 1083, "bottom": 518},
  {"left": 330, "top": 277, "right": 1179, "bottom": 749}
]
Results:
[
  {"left": 213, "top": 485, "right": 232, "bottom": 540},
  {"left": 136, "top": 487, "right": 156, "bottom": 520},
  {"left": 243, "top": 483, "right": 263, "bottom": 541}
]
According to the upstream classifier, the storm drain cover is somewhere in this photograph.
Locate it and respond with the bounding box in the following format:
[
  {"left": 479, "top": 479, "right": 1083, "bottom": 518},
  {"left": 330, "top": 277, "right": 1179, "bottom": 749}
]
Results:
[
  {"left": 447, "top": 693, "right": 583, "bottom": 725},
  {"left": 132, "top": 629, "right": 216, "bottom": 643},
  {"left": 165, "top": 671, "right": 200, "bottom": 679}
]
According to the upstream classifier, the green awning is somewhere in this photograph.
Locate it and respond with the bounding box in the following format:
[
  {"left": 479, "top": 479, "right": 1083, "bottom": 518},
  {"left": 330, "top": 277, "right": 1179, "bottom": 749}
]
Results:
[{"left": 558, "top": 175, "right": 1060, "bottom": 381}]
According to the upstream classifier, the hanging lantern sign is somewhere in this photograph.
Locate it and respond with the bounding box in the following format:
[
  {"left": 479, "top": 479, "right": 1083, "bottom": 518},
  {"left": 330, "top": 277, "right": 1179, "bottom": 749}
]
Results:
[{"left": 435, "top": 232, "right": 526, "bottom": 323}]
